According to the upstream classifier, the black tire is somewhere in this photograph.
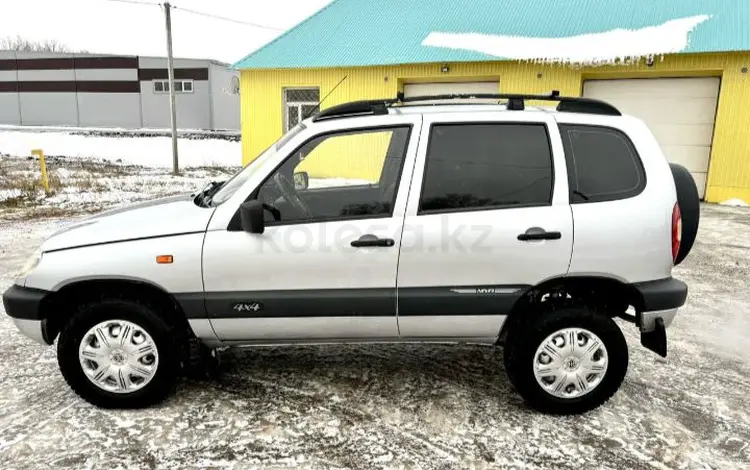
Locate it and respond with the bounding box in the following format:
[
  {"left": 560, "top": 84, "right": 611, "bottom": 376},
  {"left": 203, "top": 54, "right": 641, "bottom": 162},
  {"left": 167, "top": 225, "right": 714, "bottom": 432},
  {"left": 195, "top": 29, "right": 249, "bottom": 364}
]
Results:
[
  {"left": 502, "top": 317, "right": 524, "bottom": 389},
  {"left": 504, "top": 308, "right": 628, "bottom": 415},
  {"left": 57, "top": 298, "right": 182, "bottom": 408},
  {"left": 670, "top": 162, "right": 700, "bottom": 265}
]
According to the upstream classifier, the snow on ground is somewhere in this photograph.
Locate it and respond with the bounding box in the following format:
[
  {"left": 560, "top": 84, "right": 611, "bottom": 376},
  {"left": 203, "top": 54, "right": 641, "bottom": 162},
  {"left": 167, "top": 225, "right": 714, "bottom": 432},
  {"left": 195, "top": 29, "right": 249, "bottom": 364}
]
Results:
[
  {"left": 422, "top": 15, "right": 710, "bottom": 65},
  {"left": 0, "top": 124, "right": 240, "bottom": 137},
  {"left": 0, "top": 205, "right": 749, "bottom": 469},
  {"left": 0, "top": 128, "right": 241, "bottom": 168},
  {"left": 0, "top": 128, "right": 243, "bottom": 218},
  {"left": 721, "top": 198, "right": 749, "bottom": 207},
  {"left": 0, "top": 155, "right": 239, "bottom": 219}
]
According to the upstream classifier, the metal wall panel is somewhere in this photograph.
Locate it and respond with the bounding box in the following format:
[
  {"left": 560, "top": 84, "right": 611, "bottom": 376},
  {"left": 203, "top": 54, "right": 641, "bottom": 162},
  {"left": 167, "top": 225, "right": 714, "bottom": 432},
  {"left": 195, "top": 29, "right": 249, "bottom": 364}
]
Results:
[
  {"left": 74, "top": 68, "right": 138, "bottom": 81},
  {"left": 19, "top": 92, "right": 78, "bottom": 126},
  {"left": 209, "top": 62, "right": 240, "bottom": 130},
  {"left": 0, "top": 93, "right": 20, "bottom": 125},
  {"left": 140, "top": 80, "right": 210, "bottom": 129},
  {"left": 77, "top": 93, "right": 142, "bottom": 128}
]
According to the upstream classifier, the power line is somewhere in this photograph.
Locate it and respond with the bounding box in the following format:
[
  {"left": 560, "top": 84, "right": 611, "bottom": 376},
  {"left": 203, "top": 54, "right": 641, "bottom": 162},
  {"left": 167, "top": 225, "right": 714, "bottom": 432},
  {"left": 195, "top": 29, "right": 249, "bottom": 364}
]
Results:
[
  {"left": 101, "top": 0, "right": 160, "bottom": 6},
  {"left": 173, "top": 6, "right": 285, "bottom": 31},
  {"left": 100, "top": 0, "right": 285, "bottom": 31}
]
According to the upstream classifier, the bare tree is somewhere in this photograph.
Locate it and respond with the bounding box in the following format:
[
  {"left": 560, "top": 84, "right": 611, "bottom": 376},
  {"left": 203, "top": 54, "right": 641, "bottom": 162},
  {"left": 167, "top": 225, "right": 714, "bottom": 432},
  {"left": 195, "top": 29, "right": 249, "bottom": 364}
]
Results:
[{"left": 0, "top": 35, "right": 74, "bottom": 53}]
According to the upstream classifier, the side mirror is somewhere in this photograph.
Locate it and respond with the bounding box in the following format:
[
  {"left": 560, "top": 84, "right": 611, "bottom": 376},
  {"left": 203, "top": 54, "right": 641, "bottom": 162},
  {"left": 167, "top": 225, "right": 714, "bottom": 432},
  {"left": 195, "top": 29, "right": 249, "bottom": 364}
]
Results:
[
  {"left": 239, "top": 200, "right": 265, "bottom": 234},
  {"left": 293, "top": 171, "right": 309, "bottom": 191}
]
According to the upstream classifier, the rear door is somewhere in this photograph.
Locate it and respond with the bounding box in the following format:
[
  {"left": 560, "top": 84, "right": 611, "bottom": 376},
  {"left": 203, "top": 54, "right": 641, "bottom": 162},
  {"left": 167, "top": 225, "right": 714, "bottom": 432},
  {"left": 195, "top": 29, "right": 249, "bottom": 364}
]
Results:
[{"left": 396, "top": 111, "right": 573, "bottom": 340}]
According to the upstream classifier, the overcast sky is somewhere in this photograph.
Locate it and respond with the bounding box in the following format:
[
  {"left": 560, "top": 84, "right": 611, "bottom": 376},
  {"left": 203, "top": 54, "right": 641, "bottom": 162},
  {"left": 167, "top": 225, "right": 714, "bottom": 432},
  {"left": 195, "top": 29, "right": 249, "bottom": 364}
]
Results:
[{"left": 0, "top": 0, "right": 332, "bottom": 64}]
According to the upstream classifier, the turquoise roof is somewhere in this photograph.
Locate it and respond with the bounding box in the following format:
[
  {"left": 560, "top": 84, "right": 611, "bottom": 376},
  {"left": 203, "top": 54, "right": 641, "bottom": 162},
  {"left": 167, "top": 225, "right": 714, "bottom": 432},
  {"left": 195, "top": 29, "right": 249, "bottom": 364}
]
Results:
[{"left": 234, "top": 0, "right": 749, "bottom": 69}]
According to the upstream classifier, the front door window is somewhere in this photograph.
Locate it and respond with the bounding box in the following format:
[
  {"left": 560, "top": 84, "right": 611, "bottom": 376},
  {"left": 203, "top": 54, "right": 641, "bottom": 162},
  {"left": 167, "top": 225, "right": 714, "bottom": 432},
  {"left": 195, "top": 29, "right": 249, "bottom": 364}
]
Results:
[{"left": 256, "top": 126, "right": 411, "bottom": 225}]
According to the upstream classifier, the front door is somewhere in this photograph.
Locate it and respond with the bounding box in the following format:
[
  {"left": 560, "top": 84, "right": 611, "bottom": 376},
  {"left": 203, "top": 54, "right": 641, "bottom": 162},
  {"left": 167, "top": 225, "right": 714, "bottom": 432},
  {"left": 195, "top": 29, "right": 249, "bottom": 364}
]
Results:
[
  {"left": 396, "top": 112, "right": 574, "bottom": 340},
  {"left": 202, "top": 118, "right": 421, "bottom": 341}
]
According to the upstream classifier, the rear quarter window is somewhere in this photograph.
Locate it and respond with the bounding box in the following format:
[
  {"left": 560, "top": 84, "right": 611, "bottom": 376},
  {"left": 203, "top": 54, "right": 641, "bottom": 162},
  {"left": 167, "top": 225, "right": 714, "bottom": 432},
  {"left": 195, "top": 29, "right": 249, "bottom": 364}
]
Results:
[{"left": 559, "top": 124, "right": 646, "bottom": 203}]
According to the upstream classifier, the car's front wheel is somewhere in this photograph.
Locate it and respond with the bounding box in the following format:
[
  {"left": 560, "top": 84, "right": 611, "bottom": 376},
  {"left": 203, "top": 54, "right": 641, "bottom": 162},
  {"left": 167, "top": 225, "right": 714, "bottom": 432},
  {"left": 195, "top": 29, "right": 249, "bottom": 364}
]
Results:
[
  {"left": 57, "top": 298, "right": 181, "bottom": 408},
  {"left": 505, "top": 308, "right": 628, "bottom": 415}
]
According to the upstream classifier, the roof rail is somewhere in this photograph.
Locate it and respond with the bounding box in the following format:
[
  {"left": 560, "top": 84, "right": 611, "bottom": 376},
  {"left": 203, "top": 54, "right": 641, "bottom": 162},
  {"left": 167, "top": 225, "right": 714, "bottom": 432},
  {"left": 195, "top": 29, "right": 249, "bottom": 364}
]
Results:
[
  {"left": 311, "top": 90, "right": 621, "bottom": 121},
  {"left": 312, "top": 98, "right": 397, "bottom": 121}
]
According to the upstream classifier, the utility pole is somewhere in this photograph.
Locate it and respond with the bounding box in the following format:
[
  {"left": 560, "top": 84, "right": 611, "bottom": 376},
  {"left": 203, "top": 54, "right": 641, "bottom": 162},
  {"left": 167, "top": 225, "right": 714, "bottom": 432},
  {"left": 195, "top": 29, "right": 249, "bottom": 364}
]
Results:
[{"left": 163, "top": 1, "right": 179, "bottom": 174}]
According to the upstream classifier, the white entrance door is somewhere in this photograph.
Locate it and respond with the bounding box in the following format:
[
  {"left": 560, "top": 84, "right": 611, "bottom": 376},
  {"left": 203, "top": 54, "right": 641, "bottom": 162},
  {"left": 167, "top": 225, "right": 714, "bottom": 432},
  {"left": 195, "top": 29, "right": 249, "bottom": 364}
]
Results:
[{"left": 583, "top": 77, "right": 720, "bottom": 198}]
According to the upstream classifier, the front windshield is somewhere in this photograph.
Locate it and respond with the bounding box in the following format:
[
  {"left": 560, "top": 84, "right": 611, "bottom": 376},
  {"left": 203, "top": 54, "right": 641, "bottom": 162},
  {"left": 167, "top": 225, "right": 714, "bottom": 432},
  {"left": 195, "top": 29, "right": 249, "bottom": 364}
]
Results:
[{"left": 210, "top": 123, "right": 307, "bottom": 205}]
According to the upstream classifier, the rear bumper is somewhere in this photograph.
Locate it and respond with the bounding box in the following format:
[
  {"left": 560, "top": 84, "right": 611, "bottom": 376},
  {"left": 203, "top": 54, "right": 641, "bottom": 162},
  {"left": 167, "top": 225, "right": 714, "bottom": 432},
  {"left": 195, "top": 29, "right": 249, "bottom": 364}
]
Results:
[
  {"left": 632, "top": 277, "right": 687, "bottom": 332},
  {"left": 640, "top": 308, "right": 678, "bottom": 332},
  {"left": 2, "top": 285, "right": 53, "bottom": 345},
  {"left": 630, "top": 277, "right": 687, "bottom": 358},
  {"left": 632, "top": 277, "right": 688, "bottom": 313}
]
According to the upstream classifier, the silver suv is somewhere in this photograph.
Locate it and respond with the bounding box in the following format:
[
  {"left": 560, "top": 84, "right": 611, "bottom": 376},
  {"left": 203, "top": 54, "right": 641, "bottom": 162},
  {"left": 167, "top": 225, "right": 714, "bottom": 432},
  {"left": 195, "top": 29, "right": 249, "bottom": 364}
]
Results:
[{"left": 2, "top": 92, "right": 699, "bottom": 414}]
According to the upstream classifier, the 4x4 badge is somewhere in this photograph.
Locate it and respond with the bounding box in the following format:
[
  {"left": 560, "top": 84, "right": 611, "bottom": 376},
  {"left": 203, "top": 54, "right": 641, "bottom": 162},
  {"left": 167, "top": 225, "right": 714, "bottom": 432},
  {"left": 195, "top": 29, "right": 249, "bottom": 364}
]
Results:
[{"left": 233, "top": 302, "right": 263, "bottom": 313}]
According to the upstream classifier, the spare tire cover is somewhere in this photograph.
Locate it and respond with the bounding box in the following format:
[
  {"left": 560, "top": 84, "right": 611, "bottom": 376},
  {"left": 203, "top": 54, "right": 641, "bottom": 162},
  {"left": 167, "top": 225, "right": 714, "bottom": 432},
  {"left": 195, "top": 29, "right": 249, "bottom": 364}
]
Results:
[{"left": 670, "top": 163, "right": 700, "bottom": 265}]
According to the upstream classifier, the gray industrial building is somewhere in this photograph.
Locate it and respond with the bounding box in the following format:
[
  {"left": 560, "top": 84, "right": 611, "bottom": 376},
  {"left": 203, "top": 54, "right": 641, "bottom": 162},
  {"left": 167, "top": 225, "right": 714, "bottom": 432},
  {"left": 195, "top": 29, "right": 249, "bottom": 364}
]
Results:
[{"left": 0, "top": 51, "right": 240, "bottom": 130}]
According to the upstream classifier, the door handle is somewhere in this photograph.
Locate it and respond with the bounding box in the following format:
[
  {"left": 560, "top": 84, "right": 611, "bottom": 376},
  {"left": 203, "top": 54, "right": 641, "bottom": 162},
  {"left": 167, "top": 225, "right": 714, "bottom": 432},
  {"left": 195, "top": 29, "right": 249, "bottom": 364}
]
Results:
[
  {"left": 351, "top": 234, "right": 395, "bottom": 248},
  {"left": 517, "top": 227, "right": 562, "bottom": 241}
]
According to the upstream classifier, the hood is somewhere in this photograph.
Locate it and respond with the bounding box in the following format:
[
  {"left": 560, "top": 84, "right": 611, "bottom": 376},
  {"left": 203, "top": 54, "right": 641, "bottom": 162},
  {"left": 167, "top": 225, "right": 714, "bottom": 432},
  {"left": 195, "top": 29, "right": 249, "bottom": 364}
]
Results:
[{"left": 42, "top": 194, "right": 215, "bottom": 252}]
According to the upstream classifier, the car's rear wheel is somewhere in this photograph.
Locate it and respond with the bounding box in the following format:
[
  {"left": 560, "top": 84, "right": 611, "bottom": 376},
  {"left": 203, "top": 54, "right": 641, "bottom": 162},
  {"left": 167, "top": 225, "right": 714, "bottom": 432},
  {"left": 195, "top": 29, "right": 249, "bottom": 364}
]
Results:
[
  {"left": 504, "top": 308, "right": 628, "bottom": 415},
  {"left": 57, "top": 299, "right": 181, "bottom": 408}
]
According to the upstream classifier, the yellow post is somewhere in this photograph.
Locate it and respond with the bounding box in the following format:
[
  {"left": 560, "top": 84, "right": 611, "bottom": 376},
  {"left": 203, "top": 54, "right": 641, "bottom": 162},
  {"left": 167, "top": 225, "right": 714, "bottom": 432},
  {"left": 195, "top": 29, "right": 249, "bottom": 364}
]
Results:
[{"left": 31, "top": 149, "right": 50, "bottom": 194}]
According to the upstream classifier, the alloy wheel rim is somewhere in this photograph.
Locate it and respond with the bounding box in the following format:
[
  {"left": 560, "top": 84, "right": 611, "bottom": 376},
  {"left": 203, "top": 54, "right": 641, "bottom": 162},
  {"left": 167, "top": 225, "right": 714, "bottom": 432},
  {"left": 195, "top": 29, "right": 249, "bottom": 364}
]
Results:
[
  {"left": 78, "top": 320, "right": 159, "bottom": 394},
  {"left": 533, "top": 327, "right": 608, "bottom": 399}
]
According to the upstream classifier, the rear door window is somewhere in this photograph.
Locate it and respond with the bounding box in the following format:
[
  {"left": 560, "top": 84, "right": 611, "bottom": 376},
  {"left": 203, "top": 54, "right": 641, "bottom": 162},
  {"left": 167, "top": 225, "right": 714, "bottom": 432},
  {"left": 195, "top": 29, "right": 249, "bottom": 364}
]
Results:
[
  {"left": 419, "top": 123, "right": 553, "bottom": 213},
  {"left": 559, "top": 124, "right": 646, "bottom": 203}
]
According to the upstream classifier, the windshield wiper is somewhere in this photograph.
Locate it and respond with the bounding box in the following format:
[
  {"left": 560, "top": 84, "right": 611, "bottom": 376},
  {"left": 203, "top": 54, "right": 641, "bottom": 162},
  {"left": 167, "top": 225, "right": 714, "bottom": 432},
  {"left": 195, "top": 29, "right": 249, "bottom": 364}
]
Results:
[{"left": 194, "top": 181, "right": 225, "bottom": 207}]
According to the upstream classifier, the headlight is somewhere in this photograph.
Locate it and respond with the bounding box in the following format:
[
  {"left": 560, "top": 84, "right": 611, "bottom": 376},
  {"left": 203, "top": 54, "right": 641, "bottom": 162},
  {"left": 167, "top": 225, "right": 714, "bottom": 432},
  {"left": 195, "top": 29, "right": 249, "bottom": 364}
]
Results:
[{"left": 18, "top": 248, "right": 42, "bottom": 278}]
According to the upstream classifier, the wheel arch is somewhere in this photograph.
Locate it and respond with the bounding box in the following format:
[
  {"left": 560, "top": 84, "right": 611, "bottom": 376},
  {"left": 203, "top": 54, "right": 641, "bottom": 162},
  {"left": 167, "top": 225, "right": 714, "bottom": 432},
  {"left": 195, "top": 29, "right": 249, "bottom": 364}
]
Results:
[
  {"left": 499, "top": 275, "right": 645, "bottom": 341},
  {"left": 42, "top": 278, "right": 192, "bottom": 344}
]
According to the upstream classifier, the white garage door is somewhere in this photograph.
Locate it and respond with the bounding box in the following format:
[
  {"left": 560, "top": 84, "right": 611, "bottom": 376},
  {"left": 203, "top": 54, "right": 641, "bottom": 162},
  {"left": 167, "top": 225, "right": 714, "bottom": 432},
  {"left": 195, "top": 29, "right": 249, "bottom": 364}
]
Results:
[
  {"left": 583, "top": 78, "right": 720, "bottom": 198},
  {"left": 403, "top": 82, "right": 499, "bottom": 103}
]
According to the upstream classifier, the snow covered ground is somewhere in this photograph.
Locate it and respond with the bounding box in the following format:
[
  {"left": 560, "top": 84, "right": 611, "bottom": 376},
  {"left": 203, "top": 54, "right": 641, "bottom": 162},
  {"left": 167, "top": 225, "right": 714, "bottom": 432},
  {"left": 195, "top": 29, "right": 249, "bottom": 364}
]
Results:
[
  {"left": 0, "top": 155, "right": 238, "bottom": 219},
  {"left": 0, "top": 205, "right": 749, "bottom": 469},
  {"left": 0, "top": 127, "right": 241, "bottom": 168},
  {"left": 0, "top": 129, "right": 243, "bottom": 219}
]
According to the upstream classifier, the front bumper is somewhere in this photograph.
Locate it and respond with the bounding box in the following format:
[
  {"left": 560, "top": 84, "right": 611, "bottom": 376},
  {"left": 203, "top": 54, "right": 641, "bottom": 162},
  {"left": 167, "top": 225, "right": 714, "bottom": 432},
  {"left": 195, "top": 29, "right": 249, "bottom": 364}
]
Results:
[{"left": 2, "top": 285, "right": 53, "bottom": 345}]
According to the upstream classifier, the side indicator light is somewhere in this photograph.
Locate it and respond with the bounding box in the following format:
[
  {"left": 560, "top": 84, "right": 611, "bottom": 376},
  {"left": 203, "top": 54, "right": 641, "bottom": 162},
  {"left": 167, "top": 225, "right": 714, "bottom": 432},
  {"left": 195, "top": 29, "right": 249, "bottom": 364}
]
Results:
[{"left": 156, "top": 255, "right": 174, "bottom": 264}]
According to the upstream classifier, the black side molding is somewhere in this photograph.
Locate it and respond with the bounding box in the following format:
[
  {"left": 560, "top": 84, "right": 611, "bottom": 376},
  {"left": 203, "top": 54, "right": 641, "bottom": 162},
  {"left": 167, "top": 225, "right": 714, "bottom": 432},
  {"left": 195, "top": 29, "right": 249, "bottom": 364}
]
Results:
[
  {"left": 193, "top": 288, "right": 396, "bottom": 319},
  {"left": 632, "top": 278, "right": 688, "bottom": 311}
]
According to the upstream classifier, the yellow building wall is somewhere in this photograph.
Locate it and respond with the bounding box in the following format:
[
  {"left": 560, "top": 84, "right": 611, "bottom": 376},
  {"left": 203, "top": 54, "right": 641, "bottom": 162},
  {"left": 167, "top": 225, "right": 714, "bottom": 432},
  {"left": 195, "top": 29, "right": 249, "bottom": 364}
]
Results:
[
  {"left": 240, "top": 52, "right": 750, "bottom": 203},
  {"left": 296, "top": 130, "right": 392, "bottom": 181}
]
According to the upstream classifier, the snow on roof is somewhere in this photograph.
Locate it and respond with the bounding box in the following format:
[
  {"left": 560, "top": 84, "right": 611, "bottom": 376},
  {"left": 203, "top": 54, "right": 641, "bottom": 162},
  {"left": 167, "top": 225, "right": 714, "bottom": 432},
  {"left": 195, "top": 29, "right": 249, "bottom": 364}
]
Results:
[
  {"left": 422, "top": 15, "right": 711, "bottom": 66},
  {"left": 234, "top": 0, "right": 749, "bottom": 69}
]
